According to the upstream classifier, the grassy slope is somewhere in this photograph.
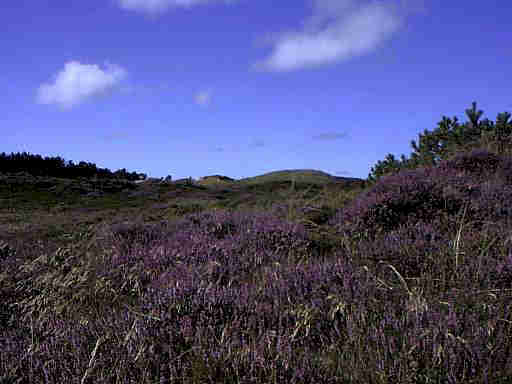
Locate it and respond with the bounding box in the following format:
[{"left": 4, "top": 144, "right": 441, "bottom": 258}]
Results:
[
  {"left": 0, "top": 168, "right": 367, "bottom": 260},
  {"left": 236, "top": 168, "right": 359, "bottom": 185}
]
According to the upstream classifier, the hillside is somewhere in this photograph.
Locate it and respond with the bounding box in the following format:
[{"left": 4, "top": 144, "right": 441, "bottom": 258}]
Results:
[
  {"left": 235, "top": 169, "right": 364, "bottom": 186},
  {"left": 191, "top": 169, "right": 366, "bottom": 191},
  {"left": 196, "top": 175, "right": 236, "bottom": 187}
]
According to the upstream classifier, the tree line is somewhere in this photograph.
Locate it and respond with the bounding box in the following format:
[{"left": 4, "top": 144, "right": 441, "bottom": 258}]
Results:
[
  {"left": 366, "top": 101, "right": 512, "bottom": 186},
  {"left": 0, "top": 152, "right": 147, "bottom": 182}
]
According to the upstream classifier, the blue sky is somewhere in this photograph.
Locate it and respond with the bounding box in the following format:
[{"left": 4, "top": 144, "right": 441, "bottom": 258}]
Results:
[{"left": 3, "top": 0, "right": 511, "bottom": 181}]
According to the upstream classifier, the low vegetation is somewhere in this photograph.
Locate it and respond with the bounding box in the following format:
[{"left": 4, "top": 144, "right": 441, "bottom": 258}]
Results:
[{"left": 1, "top": 101, "right": 511, "bottom": 383}]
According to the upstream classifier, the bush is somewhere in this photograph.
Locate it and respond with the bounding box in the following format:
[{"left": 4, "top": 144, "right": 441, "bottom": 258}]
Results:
[{"left": 329, "top": 149, "right": 512, "bottom": 243}]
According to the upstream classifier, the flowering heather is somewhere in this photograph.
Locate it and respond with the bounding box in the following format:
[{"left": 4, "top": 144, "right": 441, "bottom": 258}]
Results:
[{"left": 1, "top": 148, "right": 512, "bottom": 383}]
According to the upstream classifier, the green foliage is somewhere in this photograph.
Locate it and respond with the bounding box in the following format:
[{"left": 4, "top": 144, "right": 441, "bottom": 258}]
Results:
[
  {"left": 0, "top": 151, "right": 146, "bottom": 181},
  {"left": 367, "top": 101, "right": 512, "bottom": 186}
]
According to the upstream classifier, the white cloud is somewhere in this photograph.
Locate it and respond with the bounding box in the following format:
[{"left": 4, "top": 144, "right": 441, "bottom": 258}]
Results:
[
  {"left": 36, "top": 61, "right": 127, "bottom": 109},
  {"left": 116, "top": 0, "right": 236, "bottom": 15},
  {"left": 251, "top": 0, "right": 423, "bottom": 72},
  {"left": 195, "top": 89, "right": 212, "bottom": 106}
]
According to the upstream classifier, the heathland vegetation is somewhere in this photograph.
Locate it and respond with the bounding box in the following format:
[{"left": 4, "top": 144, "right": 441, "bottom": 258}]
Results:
[{"left": 1, "top": 101, "right": 512, "bottom": 383}]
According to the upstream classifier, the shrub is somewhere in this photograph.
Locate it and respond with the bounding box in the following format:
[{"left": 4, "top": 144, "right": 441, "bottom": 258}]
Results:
[{"left": 329, "top": 149, "right": 512, "bottom": 244}]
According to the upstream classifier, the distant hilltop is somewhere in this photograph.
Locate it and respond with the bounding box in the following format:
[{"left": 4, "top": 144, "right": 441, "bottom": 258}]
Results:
[
  {"left": 199, "top": 175, "right": 235, "bottom": 182},
  {"left": 235, "top": 169, "right": 365, "bottom": 186},
  {"left": 197, "top": 174, "right": 236, "bottom": 186},
  {"left": 134, "top": 169, "right": 366, "bottom": 188}
]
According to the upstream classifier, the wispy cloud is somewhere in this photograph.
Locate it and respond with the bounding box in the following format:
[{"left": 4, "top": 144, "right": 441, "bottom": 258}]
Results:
[
  {"left": 36, "top": 61, "right": 127, "bottom": 109},
  {"left": 116, "top": 0, "right": 237, "bottom": 15},
  {"left": 251, "top": 0, "right": 422, "bottom": 72},
  {"left": 249, "top": 139, "right": 265, "bottom": 148},
  {"left": 115, "top": 0, "right": 425, "bottom": 73},
  {"left": 195, "top": 89, "right": 212, "bottom": 106},
  {"left": 211, "top": 139, "right": 264, "bottom": 153},
  {"left": 312, "top": 132, "right": 348, "bottom": 141}
]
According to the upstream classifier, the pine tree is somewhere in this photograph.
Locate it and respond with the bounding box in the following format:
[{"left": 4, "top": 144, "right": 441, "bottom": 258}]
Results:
[
  {"left": 465, "top": 101, "right": 484, "bottom": 131},
  {"left": 366, "top": 101, "right": 512, "bottom": 184},
  {"left": 492, "top": 111, "right": 512, "bottom": 153}
]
